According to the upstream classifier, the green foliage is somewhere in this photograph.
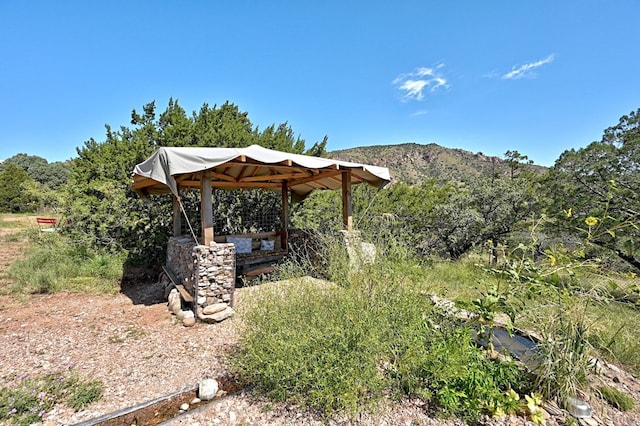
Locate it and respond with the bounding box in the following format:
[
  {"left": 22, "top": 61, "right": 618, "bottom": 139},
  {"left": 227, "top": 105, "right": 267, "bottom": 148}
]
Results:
[
  {"left": 293, "top": 161, "right": 539, "bottom": 261},
  {"left": 468, "top": 214, "right": 640, "bottom": 403},
  {"left": 232, "top": 241, "right": 530, "bottom": 421},
  {"left": 232, "top": 280, "right": 386, "bottom": 416},
  {"left": 522, "top": 393, "right": 546, "bottom": 424},
  {"left": 0, "top": 164, "right": 37, "bottom": 213},
  {"left": 545, "top": 108, "right": 640, "bottom": 271},
  {"left": 532, "top": 302, "right": 592, "bottom": 401},
  {"left": 504, "top": 150, "right": 534, "bottom": 180},
  {"left": 431, "top": 175, "right": 539, "bottom": 259},
  {"left": 390, "top": 322, "right": 528, "bottom": 420},
  {"left": 5, "top": 231, "right": 123, "bottom": 295},
  {"left": 66, "top": 379, "right": 104, "bottom": 411},
  {"left": 0, "top": 153, "right": 70, "bottom": 189},
  {"left": 64, "top": 98, "right": 326, "bottom": 266},
  {"left": 0, "top": 370, "right": 103, "bottom": 425},
  {"left": 585, "top": 299, "right": 640, "bottom": 375},
  {"left": 0, "top": 154, "right": 70, "bottom": 213},
  {"left": 595, "top": 385, "right": 636, "bottom": 411}
]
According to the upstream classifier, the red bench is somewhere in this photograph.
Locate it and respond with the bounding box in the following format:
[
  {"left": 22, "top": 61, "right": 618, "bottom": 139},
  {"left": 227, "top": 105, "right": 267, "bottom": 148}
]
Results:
[{"left": 36, "top": 217, "right": 57, "bottom": 231}]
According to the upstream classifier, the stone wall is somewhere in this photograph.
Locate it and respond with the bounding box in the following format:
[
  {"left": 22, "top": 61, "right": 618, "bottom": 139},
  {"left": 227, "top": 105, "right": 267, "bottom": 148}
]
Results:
[{"left": 166, "top": 236, "right": 236, "bottom": 324}]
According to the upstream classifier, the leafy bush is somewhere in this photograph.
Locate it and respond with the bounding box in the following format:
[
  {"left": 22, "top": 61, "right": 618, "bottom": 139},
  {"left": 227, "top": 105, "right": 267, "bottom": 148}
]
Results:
[
  {"left": 232, "top": 245, "right": 530, "bottom": 420},
  {"left": 232, "top": 279, "right": 386, "bottom": 416}
]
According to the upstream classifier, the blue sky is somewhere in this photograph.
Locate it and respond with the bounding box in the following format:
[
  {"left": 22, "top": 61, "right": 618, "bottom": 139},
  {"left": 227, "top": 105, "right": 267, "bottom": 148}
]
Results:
[{"left": 1, "top": 1, "right": 639, "bottom": 166}]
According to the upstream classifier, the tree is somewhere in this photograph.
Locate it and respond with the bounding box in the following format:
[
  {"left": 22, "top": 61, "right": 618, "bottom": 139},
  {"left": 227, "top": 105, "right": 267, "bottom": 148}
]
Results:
[
  {"left": 0, "top": 153, "right": 70, "bottom": 189},
  {"left": 0, "top": 164, "right": 37, "bottom": 212},
  {"left": 64, "top": 99, "right": 327, "bottom": 265},
  {"left": 545, "top": 109, "right": 640, "bottom": 271},
  {"left": 431, "top": 175, "right": 539, "bottom": 260},
  {"left": 503, "top": 150, "right": 533, "bottom": 180}
]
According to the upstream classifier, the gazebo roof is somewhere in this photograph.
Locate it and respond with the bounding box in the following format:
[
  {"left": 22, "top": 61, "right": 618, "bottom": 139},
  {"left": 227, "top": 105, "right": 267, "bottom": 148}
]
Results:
[{"left": 131, "top": 145, "right": 391, "bottom": 201}]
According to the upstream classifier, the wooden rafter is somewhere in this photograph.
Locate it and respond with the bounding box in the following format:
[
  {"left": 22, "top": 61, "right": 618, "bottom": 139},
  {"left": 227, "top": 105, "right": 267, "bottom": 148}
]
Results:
[
  {"left": 287, "top": 170, "right": 342, "bottom": 188},
  {"left": 240, "top": 172, "right": 310, "bottom": 183},
  {"left": 209, "top": 171, "right": 236, "bottom": 182},
  {"left": 223, "top": 162, "right": 307, "bottom": 174},
  {"left": 178, "top": 179, "right": 281, "bottom": 189},
  {"left": 236, "top": 165, "right": 250, "bottom": 181}
]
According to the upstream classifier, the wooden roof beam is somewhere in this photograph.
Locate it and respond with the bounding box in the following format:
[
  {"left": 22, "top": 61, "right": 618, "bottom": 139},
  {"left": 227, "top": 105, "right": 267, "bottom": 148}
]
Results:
[
  {"left": 178, "top": 180, "right": 281, "bottom": 189},
  {"left": 240, "top": 172, "right": 310, "bottom": 182},
  {"left": 286, "top": 169, "right": 342, "bottom": 188},
  {"left": 223, "top": 162, "right": 308, "bottom": 173},
  {"left": 208, "top": 171, "right": 237, "bottom": 182},
  {"left": 235, "top": 165, "right": 250, "bottom": 181}
]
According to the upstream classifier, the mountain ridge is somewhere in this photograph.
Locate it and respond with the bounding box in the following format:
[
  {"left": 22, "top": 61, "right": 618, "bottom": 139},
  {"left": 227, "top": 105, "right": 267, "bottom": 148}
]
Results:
[{"left": 328, "top": 142, "right": 547, "bottom": 184}]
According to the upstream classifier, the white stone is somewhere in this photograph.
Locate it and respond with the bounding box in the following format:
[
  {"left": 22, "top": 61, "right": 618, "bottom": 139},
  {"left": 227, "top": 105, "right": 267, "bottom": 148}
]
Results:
[
  {"left": 190, "top": 397, "right": 201, "bottom": 405},
  {"left": 211, "top": 307, "right": 235, "bottom": 322},
  {"left": 198, "top": 378, "right": 219, "bottom": 401},
  {"left": 203, "top": 303, "right": 227, "bottom": 315},
  {"left": 168, "top": 289, "right": 182, "bottom": 315},
  {"left": 180, "top": 403, "right": 189, "bottom": 411}
]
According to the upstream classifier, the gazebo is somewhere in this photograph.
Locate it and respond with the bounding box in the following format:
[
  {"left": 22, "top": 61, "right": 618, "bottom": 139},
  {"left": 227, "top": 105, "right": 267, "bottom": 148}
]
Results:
[
  {"left": 132, "top": 144, "right": 391, "bottom": 244},
  {"left": 131, "top": 144, "right": 390, "bottom": 323}
]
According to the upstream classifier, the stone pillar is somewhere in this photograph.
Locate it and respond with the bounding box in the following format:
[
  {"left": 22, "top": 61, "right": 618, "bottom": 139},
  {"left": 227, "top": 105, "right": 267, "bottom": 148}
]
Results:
[{"left": 166, "top": 237, "right": 236, "bottom": 323}]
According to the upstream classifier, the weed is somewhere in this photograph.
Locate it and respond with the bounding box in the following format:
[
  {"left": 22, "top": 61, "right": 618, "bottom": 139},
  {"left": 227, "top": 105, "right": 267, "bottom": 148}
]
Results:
[
  {"left": 108, "top": 326, "right": 145, "bottom": 344},
  {"left": 6, "top": 231, "right": 123, "bottom": 295},
  {"left": 66, "top": 379, "right": 104, "bottom": 410},
  {"left": 595, "top": 385, "right": 635, "bottom": 411},
  {"left": 0, "top": 371, "right": 103, "bottom": 425}
]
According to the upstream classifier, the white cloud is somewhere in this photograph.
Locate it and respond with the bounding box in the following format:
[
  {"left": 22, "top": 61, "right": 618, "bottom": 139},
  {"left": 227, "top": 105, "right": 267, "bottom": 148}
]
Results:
[
  {"left": 393, "top": 64, "right": 448, "bottom": 102},
  {"left": 502, "top": 54, "right": 555, "bottom": 80}
]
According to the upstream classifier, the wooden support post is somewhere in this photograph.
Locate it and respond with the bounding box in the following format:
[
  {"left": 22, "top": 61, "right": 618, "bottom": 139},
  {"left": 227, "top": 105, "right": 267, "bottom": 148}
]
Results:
[
  {"left": 281, "top": 181, "right": 289, "bottom": 250},
  {"left": 342, "top": 170, "right": 353, "bottom": 231},
  {"left": 172, "top": 193, "right": 181, "bottom": 237},
  {"left": 200, "top": 170, "right": 214, "bottom": 245}
]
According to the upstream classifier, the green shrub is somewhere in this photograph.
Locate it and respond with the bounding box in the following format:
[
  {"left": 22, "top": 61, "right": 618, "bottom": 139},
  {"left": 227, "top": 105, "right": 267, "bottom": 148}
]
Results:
[
  {"left": 389, "top": 320, "right": 529, "bottom": 420},
  {"left": 0, "top": 371, "right": 103, "bottom": 425},
  {"left": 6, "top": 231, "right": 123, "bottom": 295},
  {"left": 232, "top": 280, "right": 386, "bottom": 416},
  {"left": 232, "top": 246, "right": 530, "bottom": 421}
]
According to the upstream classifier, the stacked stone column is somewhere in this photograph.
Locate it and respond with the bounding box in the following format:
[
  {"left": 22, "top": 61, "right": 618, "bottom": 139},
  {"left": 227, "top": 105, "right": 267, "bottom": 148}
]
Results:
[{"left": 166, "top": 236, "right": 236, "bottom": 324}]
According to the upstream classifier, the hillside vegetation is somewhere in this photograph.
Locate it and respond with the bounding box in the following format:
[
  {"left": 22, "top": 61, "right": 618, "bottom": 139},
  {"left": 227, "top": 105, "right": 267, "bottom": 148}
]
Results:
[{"left": 329, "top": 142, "right": 547, "bottom": 184}]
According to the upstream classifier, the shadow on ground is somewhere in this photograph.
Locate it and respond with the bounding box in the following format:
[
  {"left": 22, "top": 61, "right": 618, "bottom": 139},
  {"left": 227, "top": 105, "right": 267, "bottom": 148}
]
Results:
[{"left": 120, "top": 265, "right": 165, "bottom": 306}]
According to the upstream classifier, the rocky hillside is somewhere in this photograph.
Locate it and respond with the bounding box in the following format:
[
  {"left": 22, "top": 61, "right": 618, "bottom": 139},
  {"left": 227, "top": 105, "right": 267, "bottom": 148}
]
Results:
[{"left": 329, "top": 143, "right": 547, "bottom": 184}]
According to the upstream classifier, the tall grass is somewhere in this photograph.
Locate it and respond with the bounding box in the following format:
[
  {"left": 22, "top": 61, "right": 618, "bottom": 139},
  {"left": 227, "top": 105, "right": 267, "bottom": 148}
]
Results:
[
  {"left": 232, "top": 244, "right": 531, "bottom": 420},
  {"left": 237, "top": 226, "right": 640, "bottom": 420},
  {"left": 586, "top": 301, "right": 640, "bottom": 375},
  {"left": 5, "top": 230, "right": 124, "bottom": 295}
]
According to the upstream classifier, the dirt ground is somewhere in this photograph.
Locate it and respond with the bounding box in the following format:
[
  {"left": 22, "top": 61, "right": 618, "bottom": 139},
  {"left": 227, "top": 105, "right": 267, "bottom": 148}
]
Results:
[{"left": 1, "top": 217, "right": 639, "bottom": 425}]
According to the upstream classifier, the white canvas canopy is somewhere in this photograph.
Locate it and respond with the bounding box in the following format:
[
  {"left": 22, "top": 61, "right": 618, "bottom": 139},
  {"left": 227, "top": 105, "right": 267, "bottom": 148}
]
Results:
[
  {"left": 132, "top": 144, "right": 391, "bottom": 202},
  {"left": 132, "top": 145, "right": 391, "bottom": 243}
]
